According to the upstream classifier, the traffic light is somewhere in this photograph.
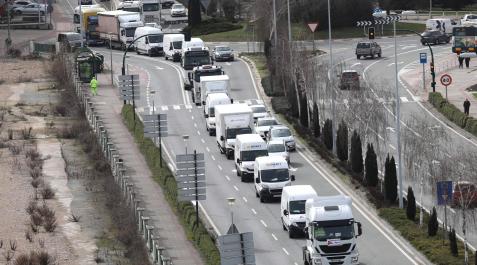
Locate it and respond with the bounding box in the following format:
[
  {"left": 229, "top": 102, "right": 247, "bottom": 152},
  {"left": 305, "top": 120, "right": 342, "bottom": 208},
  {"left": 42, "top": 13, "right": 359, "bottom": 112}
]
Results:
[{"left": 368, "top": 27, "right": 375, "bottom": 40}]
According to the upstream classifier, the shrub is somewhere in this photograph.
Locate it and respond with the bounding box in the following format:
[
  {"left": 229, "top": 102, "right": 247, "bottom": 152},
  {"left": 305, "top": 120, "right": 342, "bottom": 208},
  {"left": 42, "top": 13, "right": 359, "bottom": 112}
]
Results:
[
  {"left": 449, "top": 228, "right": 458, "bottom": 256},
  {"left": 184, "top": 18, "right": 242, "bottom": 35},
  {"left": 350, "top": 130, "right": 363, "bottom": 174},
  {"left": 406, "top": 186, "right": 416, "bottom": 221},
  {"left": 428, "top": 207, "right": 438, "bottom": 236},
  {"left": 312, "top": 102, "right": 320, "bottom": 137},
  {"left": 384, "top": 155, "right": 397, "bottom": 203},
  {"left": 40, "top": 183, "right": 55, "bottom": 200},
  {"left": 336, "top": 120, "right": 348, "bottom": 161},
  {"left": 365, "top": 143, "right": 378, "bottom": 187},
  {"left": 322, "top": 119, "right": 333, "bottom": 150}
]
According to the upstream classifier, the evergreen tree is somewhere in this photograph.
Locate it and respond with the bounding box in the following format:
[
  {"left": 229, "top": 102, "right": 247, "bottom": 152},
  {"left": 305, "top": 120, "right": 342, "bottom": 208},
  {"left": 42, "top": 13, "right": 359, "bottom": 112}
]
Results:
[
  {"left": 350, "top": 130, "right": 363, "bottom": 174},
  {"left": 313, "top": 102, "right": 320, "bottom": 137},
  {"left": 365, "top": 143, "right": 378, "bottom": 187},
  {"left": 428, "top": 207, "right": 438, "bottom": 236},
  {"left": 336, "top": 120, "right": 348, "bottom": 161},
  {"left": 299, "top": 94, "right": 309, "bottom": 127},
  {"left": 406, "top": 186, "right": 416, "bottom": 221},
  {"left": 188, "top": 0, "right": 202, "bottom": 27},
  {"left": 449, "top": 228, "right": 458, "bottom": 257},
  {"left": 206, "top": 0, "right": 218, "bottom": 16},
  {"left": 384, "top": 155, "right": 398, "bottom": 203},
  {"left": 474, "top": 250, "right": 477, "bottom": 265},
  {"left": 323, "top": 119, "right": 333, "bottom": 150}
]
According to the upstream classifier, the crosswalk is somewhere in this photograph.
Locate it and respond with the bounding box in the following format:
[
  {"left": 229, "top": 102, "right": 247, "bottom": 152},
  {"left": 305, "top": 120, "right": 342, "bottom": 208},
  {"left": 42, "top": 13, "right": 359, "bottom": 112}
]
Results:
[{"left": 137, "top": 99, "right": 265, "bottom": 113}]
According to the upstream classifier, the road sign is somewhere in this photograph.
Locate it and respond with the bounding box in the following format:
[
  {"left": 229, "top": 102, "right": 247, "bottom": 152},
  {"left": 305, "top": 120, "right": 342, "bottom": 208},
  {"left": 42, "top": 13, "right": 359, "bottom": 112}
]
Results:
[
  {"left": 176, "top": 174, "right": 206, "bottom": 182},
  {"left": 420, "top": 53, "right": 427, "bottom": 64},
  {"left": 176, "top": 168, "right": 206, "bottom": 176},
  {"left": 356, "top": 16, "right": 400, "bottom": 27},
  {"left": 219, "top": 232, "right": 255, "bottom": 265},
  {"left": 307, "top": 22, "right": 319, "bottom": 32},
  {"left": 143, "top": 113, "right": 167, "bottom": 122},
  {"left": 177, "top": 181, "right": 207, "bottom": 189},
  {"left": 440, "top": 74, "right": 452, "bottom": 86},
  {"left": 176, "top": 153, "right": 205, "bottom": 162},
  {"left": 176, "top": 161, "right": 205, "bottom": 169},
  {"left": 437, "top": 181, "right": 453, "bottom": 205}
]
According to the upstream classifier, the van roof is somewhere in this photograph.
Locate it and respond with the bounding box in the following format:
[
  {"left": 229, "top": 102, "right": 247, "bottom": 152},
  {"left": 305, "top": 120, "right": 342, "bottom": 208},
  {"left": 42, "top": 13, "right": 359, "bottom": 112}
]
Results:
[
  {"left": 236, "top": 133, "right": 264, "bottom": 142},
  {"left": 255, "top": 156, "right": 288, "bottom": 167},
  {"left": 207, "top": 92, "right": 230, "bottom": 101},
  {"left": 200, "top": 75, "right": 230, "bottom": 82},
  {"left": 283, "top": 185, "right": 317, "bottom": 198},
  {"left": 215, "top": 104, "right": 251, "bottom": 114}
]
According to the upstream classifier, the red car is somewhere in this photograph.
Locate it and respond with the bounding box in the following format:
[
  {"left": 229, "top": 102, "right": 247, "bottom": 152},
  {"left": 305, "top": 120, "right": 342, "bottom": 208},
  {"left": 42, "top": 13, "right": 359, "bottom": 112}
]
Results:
[{"left": 451, "top": 182, "right": 477, "bottom": 208}]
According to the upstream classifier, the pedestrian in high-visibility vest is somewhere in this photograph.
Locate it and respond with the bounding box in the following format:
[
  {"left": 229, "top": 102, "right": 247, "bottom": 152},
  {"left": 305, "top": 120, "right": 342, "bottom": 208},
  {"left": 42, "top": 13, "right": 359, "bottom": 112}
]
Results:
[{"left": 90, "top": 76, "right": 98, "bottom": 96}]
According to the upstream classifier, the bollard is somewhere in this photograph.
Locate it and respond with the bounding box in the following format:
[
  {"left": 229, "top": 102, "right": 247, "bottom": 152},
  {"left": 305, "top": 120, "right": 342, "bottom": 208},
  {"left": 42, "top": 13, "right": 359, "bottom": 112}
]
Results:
[
  {"left": 133, "top": 199, "right": 141, "bottom": 214},
  {"left": 146, "top": 225, "right": 154, "bottom": 251},
  {"left": 141, "top": 216, "right": 150, "bottom": 238},
  {"left": 107, "top": 143, "right": 115, "bottom": 161},
  {"left": 161, "top": 256, "right": 171, "bottom": 265},
  {"left": 136, "top": 207, "right": 145, "bottom": 230},
  {"left": 152, "top": 240, "right": 160, "bottom": 262},
  {"left": 122, "top": 176, "right": 130, "bottom": 193},
  {"left": 126, "top": 183, "right": 134, "bottom": 203}
]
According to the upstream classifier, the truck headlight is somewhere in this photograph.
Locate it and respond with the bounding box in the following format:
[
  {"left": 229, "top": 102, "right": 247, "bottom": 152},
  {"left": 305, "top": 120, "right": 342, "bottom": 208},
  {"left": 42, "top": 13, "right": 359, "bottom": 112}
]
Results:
[
  {"left": 261, "top": 184, "right": 269, "bottom": 189},
  {"left": 312, "top": 257, "right": 322, "bottom": 265},
  {"left": 351, "top": 254, "right": 359, "bottom": 264}
]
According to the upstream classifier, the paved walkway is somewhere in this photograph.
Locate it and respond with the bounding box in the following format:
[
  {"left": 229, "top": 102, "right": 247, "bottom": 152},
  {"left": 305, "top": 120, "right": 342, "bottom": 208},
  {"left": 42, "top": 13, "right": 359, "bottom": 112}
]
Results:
[
  {"left": 91, "top": 69, "right": 204, "bottom": 265},
  {"left": 401, "top": 54, "right": 477, "bottom": 119}
]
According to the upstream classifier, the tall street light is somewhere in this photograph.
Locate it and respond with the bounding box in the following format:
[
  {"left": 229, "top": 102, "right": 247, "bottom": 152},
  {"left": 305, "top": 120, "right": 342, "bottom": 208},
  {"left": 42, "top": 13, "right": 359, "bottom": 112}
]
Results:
[
  {"left": 327, "top": 0, "right": 336, "bottom": 155},
  {"left": 78, "top": 1, "right": 84, "bottom": 47},
  {"left": 273, "top": 0, "right": 277, "bottom": 47}
]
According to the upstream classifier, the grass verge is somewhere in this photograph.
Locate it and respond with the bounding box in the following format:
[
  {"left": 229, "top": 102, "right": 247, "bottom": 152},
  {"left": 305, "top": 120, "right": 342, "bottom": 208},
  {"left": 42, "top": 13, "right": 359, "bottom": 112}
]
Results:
[
  {"left": 379, "top": 207, "right": 475, "bottom": 265},
  {"left": 473, "top": 93, "right": 477, "bottom": 100},
  {"left": 121, "top": 104, "right": 220, "bottom": 265}
]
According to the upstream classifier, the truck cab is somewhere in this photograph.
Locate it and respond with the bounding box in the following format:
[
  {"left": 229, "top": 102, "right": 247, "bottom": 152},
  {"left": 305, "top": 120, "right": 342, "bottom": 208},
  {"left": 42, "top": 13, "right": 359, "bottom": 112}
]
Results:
[
  {"left": 281, "top": 185, "right": 317, "bottom": 238},
  {"left": 234, "top": 134, "right": 268, "bottom": 182},
  {"left": 254, "top": 156, "right": 294, "bottom": 201},
  {"left": 303, "top": 195, "right": 362, "bottom": 265},
  {"left": 199, "top": 75, "right": 230, "bottom": 106},
  {"left": 187, "top": 64, "right": 223, "bottom": 92},
  {"left": 205, "top": 93, "right": 231, "bottom": 136}
]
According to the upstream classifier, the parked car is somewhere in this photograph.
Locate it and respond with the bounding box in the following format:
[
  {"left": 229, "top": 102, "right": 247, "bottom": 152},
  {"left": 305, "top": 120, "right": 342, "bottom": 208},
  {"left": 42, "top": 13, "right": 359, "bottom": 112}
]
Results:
[
  {"left": 8, "top": 0, "right": 32, "bottom": 11},
  {"left": 340, "top": 70, "right": 360, "bottom": 90},
  {"left": 267, "top": 125, "right": 296, "bottom": 151},
  {"left": 452, "top": 181, "right": 477, "bottom": 208},
  {"left": 268, "top": 140, "right": 290, "bottom": 164},
  {"left": 213, "top": 45, "right": 234, "bottom": 62},
  {"left": 420, "top": 30, "right": 451, "bottom": 45},
  {"left": 13, "top": 3, "right": 47, "bottom": 15},
  {"left": 170, "top": 3, "right": 186, "bottom": 17},
  {"left": 355, "top": 41, "right": 381, "bottom": 59},
  {"left": 58, "top": 32, "right": 83, "bottom": 52}
]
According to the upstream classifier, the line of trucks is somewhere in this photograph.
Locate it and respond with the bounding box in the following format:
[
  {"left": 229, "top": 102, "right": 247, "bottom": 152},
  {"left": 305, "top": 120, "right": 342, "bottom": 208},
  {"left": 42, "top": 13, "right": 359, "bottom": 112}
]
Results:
[{"left": 189, "top": 61, "right": 363, "bottom": 264}]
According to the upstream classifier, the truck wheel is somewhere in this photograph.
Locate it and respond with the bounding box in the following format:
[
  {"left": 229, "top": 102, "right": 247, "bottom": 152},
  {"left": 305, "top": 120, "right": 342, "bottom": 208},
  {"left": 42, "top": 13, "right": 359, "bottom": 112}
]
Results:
[
  {"left": 356, "top": 55, "right": 360, "bottom": 60},
  {"left": 378, "top": 52, "right": 382, "bottom": 58},
  {"left": 260, "top": 196, "right": 265, "bottom": 203},
  {"left": 165, "top": 55, "right": 168, "bottom": 60},
  {"left": 289, "top": 229, "right": 295, "bottom": 238},
  {"left": 282, "top": 219, "right": 287, "bottom": 230}
]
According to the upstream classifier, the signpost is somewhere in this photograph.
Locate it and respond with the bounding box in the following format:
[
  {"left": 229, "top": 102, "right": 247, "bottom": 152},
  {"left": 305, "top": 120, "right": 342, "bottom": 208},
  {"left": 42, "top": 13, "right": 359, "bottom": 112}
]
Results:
[
  {"left": 420, "top": 53, "right": 427, "bottom": 91},
  {"left": 176, "top": 151, "right": 206, "bottom": 227},
  {"left": 118, "top": 74, "right": 140, "bottom": 119},
  {"left": 307, "top": 22, "right": 319, "bottom": 52},
  {"left": 143, "top": 113, "right": 167, "bottom": 167},
  {"left": 218, "top": 232, "right": 256, "bottom": 265},
  {"left": 440, "top": 74, "right": 452, "bottom": 102},
  {"left": 437, "top": 180, "right": 453, "bottom": 243}
]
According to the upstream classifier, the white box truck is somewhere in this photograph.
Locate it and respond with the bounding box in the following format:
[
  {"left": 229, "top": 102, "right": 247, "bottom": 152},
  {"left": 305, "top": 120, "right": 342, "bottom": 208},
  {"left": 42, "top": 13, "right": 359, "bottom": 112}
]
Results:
[
  {"left": 204, "top": 93, "right": 231, "bottom": 136},
  {"left": 303, "top": 195, "right": 362, "bottom": 265},
  {"left": 215, "top": 104, "right": 253, "bottom": 160},
  {"left": 281, "top": 185, "right": 317, "bottom": 238},
  {"left": 254, "top": 156, "right": 295, "bottom": 200},
  {"left": 163, "top": 33, "right": 184, "bottom": 61},
  {"left": 186, "top": 64, "right": 224, "bottom": 92},
  {"left": 97, "top": 10, "right": 143, "bottom": 50},
  {"left": 134, "top": 26, "right": 163, "bottom": 56},
  {"left": 234, "top": 134, "right": 268, "bottom": 182},
  {"left": 198, "top": 75, "right": 230, "bottom": 106}
]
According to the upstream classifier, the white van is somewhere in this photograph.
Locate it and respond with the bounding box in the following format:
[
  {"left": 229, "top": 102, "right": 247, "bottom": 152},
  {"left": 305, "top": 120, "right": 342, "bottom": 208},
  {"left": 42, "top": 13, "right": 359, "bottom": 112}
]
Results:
[
  {"left": 235, "top": 134, "right": 268, "bottom": 182},
  {"left": 200, "top": 75, "right": 230, "bottom": 105},
  {"left": 281, "top": 185, "right": 317, "bottom": 238},
  {"left": 163, "top": 33, "right": 184, "bottom": 61},
  {"left": 134, "top": 26, "right": 164, "bottom": 56},
  {"left": 205, "top": 93, "right": 232, "bottom": 136},
  {"left": 426, "top": 18, "right": 458, "bottom": 35},
  {"left": 254, "top": 156, "right": 295, "bottom": 203},
  {"left": 183, "top": 37, "right": 204, "bottom": 50}
]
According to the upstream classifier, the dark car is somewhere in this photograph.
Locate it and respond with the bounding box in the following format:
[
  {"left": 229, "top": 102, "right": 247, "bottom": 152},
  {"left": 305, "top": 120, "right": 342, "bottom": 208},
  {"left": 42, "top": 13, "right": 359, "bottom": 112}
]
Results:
[{"left": 420, "top": 30, "right": 451, "bottom": 45}]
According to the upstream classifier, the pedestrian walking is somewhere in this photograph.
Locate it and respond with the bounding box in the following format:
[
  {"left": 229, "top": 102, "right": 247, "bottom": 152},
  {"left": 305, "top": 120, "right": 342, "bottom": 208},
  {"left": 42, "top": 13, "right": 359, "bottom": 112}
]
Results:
[
  {"left": 464, "top": 98, "right": 471, "bottom": 115},
  {"left": 90, "top": 76, "right": 98, "bottom": 96},
  {"left": 465, "top": 57, "right": 470, "bottom": 68},
  {"left": 458, "top": 56, "right": 464, "bottom": 68}
]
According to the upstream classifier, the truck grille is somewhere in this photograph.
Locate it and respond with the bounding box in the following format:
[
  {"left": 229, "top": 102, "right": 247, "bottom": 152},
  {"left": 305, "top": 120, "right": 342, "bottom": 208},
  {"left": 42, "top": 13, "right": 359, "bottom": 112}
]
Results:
[
  {"left": 144, "top": 15, "right": 155, "bottom": 23},
  {"left": 327, "top": 255, "right": 346, "bottom": 265},
  {"left": 319, "top": 243, "right": 351, "bottom": 254},
  {"left": 269, "top": 189, "right": 282, "bottom": 195},
  {"left": 295, "top": 221, "right": 305, "bottom": 228}
]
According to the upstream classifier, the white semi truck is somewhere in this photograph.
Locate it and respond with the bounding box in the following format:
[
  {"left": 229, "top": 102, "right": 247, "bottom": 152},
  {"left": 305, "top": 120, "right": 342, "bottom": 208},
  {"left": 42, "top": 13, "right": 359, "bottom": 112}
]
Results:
[
  {"left": 197, "top": 75, "right": 230, "bottom": 106},
  {"left": 234, "top": 134, "right": 268, "bottom": 182},
  {"left": 215, "top": 104, "right": 253, "bottom": 160},
  {"left": 97, "top": 10, "right": 143, "bottom": 50},
  {"left": 303, "top": 195, "right": 362, "bottom": 265}
]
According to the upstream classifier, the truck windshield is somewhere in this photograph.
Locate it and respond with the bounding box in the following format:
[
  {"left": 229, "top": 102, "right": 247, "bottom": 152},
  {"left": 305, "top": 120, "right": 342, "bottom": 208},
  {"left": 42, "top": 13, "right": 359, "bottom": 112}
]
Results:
[
  {"left": 143, "top": 3, "right": 159, "bottom": 11},
  {"left": 260, "top": 168, "right": 289, "bottom": 182},
  {"left": 125, "top": 28, "right": 136, "bottom": 37},
  {"left": 241, "top": 150, "right": 268, "bottom": 162},
  {"left": 208, "top": 107, "right": 215, "bottom": 117},
  {"left": 122, "top": 7, "right": 141, "bottom": 13},
  {"left": 194, "top": 70, "right": 222, "bottom": 82},
  {"left": 184, "top": 55, "right": 211, "bottom": 68},
  {"left": 314, "top": 220, "right": 355, "bottom": 241},
  {"left": 172, "top": 41, "right": 182, "bottom": 49},
  {"left": 289, "top": 200, "right": 306, "bottom": 214},
  {"left": 226, "top": 127, "right": 252, "bottom": 139},
  {"left": 148, "top": 34, "right": 163, "bottom": 43}
]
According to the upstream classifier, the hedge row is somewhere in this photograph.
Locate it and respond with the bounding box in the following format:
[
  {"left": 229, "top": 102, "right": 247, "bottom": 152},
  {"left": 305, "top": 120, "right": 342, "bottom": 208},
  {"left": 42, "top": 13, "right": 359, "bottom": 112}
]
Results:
[
  {"left": 428, "top": 92, "right": 477, "bottom": 137},
  {"left": 121, "top": 105, "right": 220, "bottom": 265},
  {"left": 184, "top": 18, "right": 242, "bottom": 36}
]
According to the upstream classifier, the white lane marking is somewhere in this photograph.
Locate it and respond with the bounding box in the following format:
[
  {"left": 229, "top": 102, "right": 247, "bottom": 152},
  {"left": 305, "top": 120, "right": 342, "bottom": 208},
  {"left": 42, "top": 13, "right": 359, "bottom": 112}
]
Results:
[
  {"left": 157, "top": 59, "right": 191, "bottom": 105},
  {"left": 389, "top": 144, "right": 396, "bottom": 150},
  {"left": 201, "top": 138, "right": 205, "bottom": 143},
  {"left": 226, "top": 62, "right": 232, "bottom": 66},
  {"left": 173, "top": 105, "right": 180, "bottom": 110},
  {"left": 386, "top": 127, "right": 395, "bottom": 133},
  {"left": 350, "top": 62, "right": 361, "bottom": 68},
  {"left": 155, "top": 66, "right": 164, "bottom": 70},
  {"left": 240, "top": 58, "right": 261, "bottom": 98},
  {"left": 271, "top": 233, "right": 278, "bottom": 241},
  {"left": 289, "top": 167, "right": 297, "bottom": 172},
  {"left": 194, "top": 123, "right": 197, "bottom": 128},
  {"left": 161, "top": 106, "right": 168, "bottom": 111},
  {"left": 401, "top": 45, "right": 416, "bottom": 50},
  {"left": 218, "top": 165, "right": 222, "bottom": 170},
  {"left": 251, "top": 208, "right": 257, "bottom": 215},
  {"left": 232, "top": 169, "right": 237, "bottom": 173},
  {"left": 191, "top": 115, "right": 194, "bottom": 120},
  {"left": 211, "top": 155, "right": 215, "bottom": 160},
  {"left": 282, "top": 248, "right": 289, "bottom": 256},
  {"left": 206, "top": 147, "right": 210, "bottom": 152},
  {"left": 197, "top": 130, "right": 201, "bottom": 136},
  {"left": 400, "top": 96, "right": 409, "bottom": 103},
  {"left": 185, "top": 104, "right": 192, "bottom": 109},
  {"left": 242, "top": 196, "right": 247, "bottom": 203},
  {"left": 260, "top": 219, "right": 267, "bottom": 227},
  {"left": 233, "top": 185, "right": 239, "bottom": 191},
  {"left": 225, "top": 175, "right": 230, "bottom": 181}
]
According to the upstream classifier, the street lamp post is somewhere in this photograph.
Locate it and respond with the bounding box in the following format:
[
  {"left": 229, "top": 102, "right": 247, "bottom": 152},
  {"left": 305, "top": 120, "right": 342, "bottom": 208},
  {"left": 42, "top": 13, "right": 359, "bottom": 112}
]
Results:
[
  {"left": 79, "top": 1, "right": 84, "bottom": 47},
  {"left": 227, "top": 197, "right": 238, "bottom": 234},
  {"left": 109, "top": 33, "right": 113, "bottom": 85},
  {"left": 6, "top": 0, "right": 12, "bottom": 49},
  {"left": 273, "top": 0, "right": 277, "bottom": 47},
  {"left": 429, "top": 0, "right": 433, "bottom": 19},
  {"left": 393, "top": 20, "right": 404, "bottom": 209},
  {"left": 327, "top": 0, "right": 336, "bottom": 155},
  {"left": 183, "top": 135, "right": 189, "bottom": 155}
]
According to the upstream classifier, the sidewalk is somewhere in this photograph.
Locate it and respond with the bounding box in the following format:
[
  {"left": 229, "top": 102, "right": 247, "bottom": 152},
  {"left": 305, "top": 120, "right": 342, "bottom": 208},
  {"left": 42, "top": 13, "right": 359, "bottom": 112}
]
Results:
[
  {"left": 401, "top": 54, "right": 477, "bottom": 119},
  {"left": 90, "top": 68, "right": 204, "bottom": 265}
]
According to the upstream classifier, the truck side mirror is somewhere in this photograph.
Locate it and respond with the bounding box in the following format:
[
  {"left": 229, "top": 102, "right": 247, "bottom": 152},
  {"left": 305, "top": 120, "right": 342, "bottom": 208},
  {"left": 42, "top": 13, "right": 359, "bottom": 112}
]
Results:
[
  {"left": 220, "top": 136, "right": 224, "bottom": 141},
  {"left": 236, "top": 158, "right": 241, "bottom": 164},
  {"left": 290, "top": 175, "right": 295, "bottom": 181},
  {"left": 188, "top": 72, "right": 192, "bottom": 81},
  {"left": 204, "top": 114, "right": 209, "bottom": 118},
  {"left": 255, "top": 178, "right": 260, "bottom": 184},
  {"left": 230, "top": 98, "right": 233, "bottom": 104},
  {"left": 283, "top": 209, "right": 288, "bottom": 216},
  {"left": 304, "top": 228, "right": 310, "bottom": 239},
  {"left": 145, "top": 38, "right": 149, "bottom": 44},
  {"left": 356, "top": 222, "right": 362, "bottom": 237}
]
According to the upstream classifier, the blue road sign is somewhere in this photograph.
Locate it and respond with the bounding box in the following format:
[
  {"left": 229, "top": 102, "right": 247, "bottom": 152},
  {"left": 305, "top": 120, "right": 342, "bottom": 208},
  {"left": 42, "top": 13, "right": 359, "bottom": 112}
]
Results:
[
  {"left": 436, "top": 181, "right": 453, "bottom": 205},
  {"left": 420, "top": 53, "right": 427, "bottom": 64}
]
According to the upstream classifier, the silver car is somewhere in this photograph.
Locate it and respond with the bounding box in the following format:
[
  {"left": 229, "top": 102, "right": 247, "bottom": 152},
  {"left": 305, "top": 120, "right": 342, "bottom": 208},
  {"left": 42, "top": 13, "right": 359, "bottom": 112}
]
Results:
[
  {"left": 268, "top": 140, "right": 290, "bottom": 164},
  {"left": 170, "top": 4, "right": 186, "bottom": 17},
  {"left": 267, "top": 125, "right": 296, "bottom": 151},
  {"left": 13, "top": 3, "right": 47, "bottom": 15},
  {"left": 213, "top": 46, "right": 234, "bottom": 62}
]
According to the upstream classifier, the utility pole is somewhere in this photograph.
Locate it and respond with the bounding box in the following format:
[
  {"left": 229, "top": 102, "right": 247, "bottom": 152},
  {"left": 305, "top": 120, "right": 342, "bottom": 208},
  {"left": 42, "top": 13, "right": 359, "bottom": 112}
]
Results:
[
  {"left": 327, "top": 0, "right": 336, "bottom": 155},
  {"left": 6, "top": 0, "right": 12, "bottom": 50},
  {"left": 272, "top": 0, "right": 277, "bottom": 47},
  {"left": 429, "top": 0, "right": 432, "bottom": 19},
  {"left": 287, "top": 0, "right": 291, "bottom": 42},
  {"left": 79, "top": 0, "right": 84, "bottom": 47},
  {"left": 109, "top": 33, "right": 113, "bottom": 85},
  {"left": 393, "top": 20, "right": 404, "bottom": 209}
]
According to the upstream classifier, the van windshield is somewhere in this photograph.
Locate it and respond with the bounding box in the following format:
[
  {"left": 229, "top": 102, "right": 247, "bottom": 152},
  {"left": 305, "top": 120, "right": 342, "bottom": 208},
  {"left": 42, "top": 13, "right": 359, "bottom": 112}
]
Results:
[
  {"left": 268, "top": 143, "right": 285, "bottom": 153},
  {"left": 289, "top": 200, "right": 306, "bottom": 214},
  {"left": 172, "top": 41, "right": 182, "bottom": 49},
  {"left": 261, "top": 168, "right": 289, "bottom": 182},
  {"left": 226, "top": 127, "right": 252, "bottom": 139},
  {"left": 241, "top": 149, "right": 268, "bottom": 162},
  {"left": 271, "top": 128, "right": 291, "bottom": 137},
  {"left": 143, "top": 3, "right": 159, "bottom": 11},
  {"left": 208, "top": 107, "right": 215, "bottom": 117},
  {"left": 257, "top": 119, "right": 278, "bottom": 127},
  {"left": 148, "top": 34, "right": 163, "bottom": 43},
  {"left": 125, "top": 28, "right": 136, "bottom": 37}
]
